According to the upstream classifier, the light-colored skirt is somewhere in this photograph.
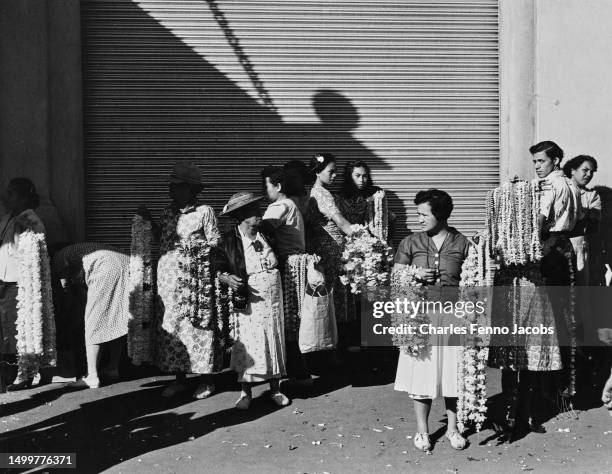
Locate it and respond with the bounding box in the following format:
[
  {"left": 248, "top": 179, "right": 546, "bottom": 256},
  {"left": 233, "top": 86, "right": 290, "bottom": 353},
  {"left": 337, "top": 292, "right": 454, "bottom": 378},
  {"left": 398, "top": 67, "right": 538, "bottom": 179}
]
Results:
[
  {"left": 231, "top": 269, "right": 287, "bottom": 383},
  {"left": 84, "top": 253, "right": 130, "bottom": 344},
  {"left": 394, "top": 313, "right": 461, "bottom": 399}
]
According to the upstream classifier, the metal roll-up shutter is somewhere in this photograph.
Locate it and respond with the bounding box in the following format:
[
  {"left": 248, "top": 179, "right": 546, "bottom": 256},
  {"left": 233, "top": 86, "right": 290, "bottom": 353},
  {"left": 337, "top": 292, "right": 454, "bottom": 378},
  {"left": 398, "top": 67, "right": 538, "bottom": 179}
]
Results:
[{"left": 82, "top": 0, "right": 498, "bottom": 249}]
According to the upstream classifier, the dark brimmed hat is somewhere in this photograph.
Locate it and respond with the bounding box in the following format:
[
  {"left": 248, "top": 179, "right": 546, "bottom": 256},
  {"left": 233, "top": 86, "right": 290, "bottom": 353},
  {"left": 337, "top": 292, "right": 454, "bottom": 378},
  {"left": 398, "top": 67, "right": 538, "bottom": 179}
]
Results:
[
  {"left": 220, "top": 192, "right": 264, "bottom": 216},
  {"left": 168, "top": 161, "right": 203, "bottom": 185}
]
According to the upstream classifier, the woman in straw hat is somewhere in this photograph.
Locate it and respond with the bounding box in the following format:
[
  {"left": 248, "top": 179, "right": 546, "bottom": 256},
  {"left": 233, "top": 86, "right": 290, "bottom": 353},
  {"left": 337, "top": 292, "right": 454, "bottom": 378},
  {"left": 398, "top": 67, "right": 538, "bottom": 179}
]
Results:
[
  {"left": 138, "top": 162, "right": 222, "bottom": 399},
  {"left": 216, "top": 192, "right": 290, "bottom": 409}
]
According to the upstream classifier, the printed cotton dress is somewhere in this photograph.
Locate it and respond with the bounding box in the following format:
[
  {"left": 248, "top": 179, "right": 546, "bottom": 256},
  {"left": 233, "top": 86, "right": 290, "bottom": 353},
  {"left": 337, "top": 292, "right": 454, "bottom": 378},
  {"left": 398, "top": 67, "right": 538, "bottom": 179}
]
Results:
[{"left": 155, "top": 204, "right": 222, "bottom": 374}]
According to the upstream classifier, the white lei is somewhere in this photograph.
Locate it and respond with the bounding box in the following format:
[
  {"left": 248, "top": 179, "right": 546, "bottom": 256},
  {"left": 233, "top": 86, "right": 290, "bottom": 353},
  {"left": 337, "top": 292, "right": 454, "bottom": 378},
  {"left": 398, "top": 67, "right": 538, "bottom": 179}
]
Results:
[
  {"left": 15, "top": 226, "right": 56, "bottom": 375},
  {"left": 457, "top": 240, "right": 489, "bottom": 432},
  {"left": 365, "top": 190, "right": 389, "bottom": 243}
]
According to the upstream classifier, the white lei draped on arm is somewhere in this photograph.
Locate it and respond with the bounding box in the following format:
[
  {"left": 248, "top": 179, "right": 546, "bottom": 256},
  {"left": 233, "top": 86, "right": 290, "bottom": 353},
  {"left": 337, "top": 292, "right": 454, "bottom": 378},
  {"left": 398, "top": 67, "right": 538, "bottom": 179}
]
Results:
[
  {"left": 365, "top": 190, "right": 389, "bottom": 243},
  {"left": 128, "top": 215, "right": 155, "bottom": 365},
  {"left": 15, "top": 216, "right": 56, "bottom": 376}
]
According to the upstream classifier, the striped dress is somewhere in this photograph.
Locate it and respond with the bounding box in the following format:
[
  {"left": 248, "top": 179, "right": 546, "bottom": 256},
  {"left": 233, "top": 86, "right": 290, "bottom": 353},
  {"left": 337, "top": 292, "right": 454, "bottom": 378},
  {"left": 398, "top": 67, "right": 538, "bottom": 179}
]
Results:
[{"left": 54, "top": 243, "right": 130, "bottom": 344}]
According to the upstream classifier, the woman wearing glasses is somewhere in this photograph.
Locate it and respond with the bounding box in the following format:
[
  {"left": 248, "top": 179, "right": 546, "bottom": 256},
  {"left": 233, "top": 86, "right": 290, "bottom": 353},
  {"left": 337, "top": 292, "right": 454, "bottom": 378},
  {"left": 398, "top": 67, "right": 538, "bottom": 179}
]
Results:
[{"left": 216, "top": 192, "right": 290, "bottom": 410}]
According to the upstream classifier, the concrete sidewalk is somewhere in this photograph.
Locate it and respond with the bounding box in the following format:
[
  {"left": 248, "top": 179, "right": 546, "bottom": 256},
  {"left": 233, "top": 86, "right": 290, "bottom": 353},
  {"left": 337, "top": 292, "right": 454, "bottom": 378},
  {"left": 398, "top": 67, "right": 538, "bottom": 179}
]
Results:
[{"left": 1, "top": 366, "right": 611, "bottom": 473}]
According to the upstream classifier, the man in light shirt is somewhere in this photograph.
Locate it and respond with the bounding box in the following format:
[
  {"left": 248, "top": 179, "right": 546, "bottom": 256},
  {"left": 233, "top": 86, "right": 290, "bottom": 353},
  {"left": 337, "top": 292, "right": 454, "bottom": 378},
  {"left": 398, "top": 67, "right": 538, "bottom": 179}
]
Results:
[{"left": 530, "top": 140, "right": 581, "bottom": 410}]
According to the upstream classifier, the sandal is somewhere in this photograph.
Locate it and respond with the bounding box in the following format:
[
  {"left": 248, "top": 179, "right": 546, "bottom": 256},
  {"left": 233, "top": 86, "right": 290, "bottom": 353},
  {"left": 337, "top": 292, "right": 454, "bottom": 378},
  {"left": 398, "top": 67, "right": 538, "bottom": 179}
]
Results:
[
  {"left": 445, "top": 430, "right": 467, "bottom": 450},
  {"left": 6, "top": 378, "right": 34, "bottom": 391},
  {"left": 193, "top": 383, "right": 215, "bottom": 400},
  {"left": 235, "top": 394, "right": 252, "bottom": 410},
  {"left": 413, "top": 432, "right": 431, "bottom": 451},
  {"left": 270, "top": 392, "right": 290, "bottom": 407}
]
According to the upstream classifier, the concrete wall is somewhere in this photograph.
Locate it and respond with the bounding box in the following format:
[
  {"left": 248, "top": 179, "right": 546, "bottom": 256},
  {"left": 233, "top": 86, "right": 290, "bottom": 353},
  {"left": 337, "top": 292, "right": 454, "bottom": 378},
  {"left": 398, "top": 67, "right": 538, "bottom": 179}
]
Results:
[
  {"left": 0, "top": 0, "right": 84, "bottom": 242},
  {"left": 536, "top": 0, "right": 612, "bottom": 188},
  {"left": 500, "top": 0, "right": 612, "bottom": 188}
]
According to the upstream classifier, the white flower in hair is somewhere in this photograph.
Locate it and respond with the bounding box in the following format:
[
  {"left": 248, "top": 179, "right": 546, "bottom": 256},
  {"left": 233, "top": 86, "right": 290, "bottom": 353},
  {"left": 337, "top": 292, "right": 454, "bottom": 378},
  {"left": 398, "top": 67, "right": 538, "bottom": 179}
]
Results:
[{"left": 316, "top": 155, "right": 325, "bottom": 163}]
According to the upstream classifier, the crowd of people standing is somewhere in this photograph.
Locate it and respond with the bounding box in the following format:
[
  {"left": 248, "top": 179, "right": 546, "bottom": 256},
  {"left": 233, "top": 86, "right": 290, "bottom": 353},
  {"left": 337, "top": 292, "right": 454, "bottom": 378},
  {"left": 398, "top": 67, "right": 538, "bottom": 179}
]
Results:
[{"left": 1, "top": 141, "right": 610, "bottom": 454}]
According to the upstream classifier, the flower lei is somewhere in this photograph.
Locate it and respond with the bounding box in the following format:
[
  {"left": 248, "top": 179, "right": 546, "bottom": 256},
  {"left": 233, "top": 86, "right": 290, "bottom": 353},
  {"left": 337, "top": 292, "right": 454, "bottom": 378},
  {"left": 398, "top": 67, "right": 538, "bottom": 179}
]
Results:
[
  {"left": 283, "top": 254, "right": 310, "bottom": 338},
  {"left": 340, "top": 225, "right": 394, "bottom": 295},
  {"left": 365, "top": 190, "right": 389, "bottom": 243},
  {"left": 15, "top": 225, "right": 56, "bottom": 377},
  {"left": 389, "top": 265, "right": 429, "bottom": 356},
  {"left": 457, "top": 346, "right": 488, "bottom": 432},
  {"left": 457, "top": 240, "right": 489, "bottom": 432},
  {"left": 176, "top": 235, "right": 214, "bottom": 328},
  {"left": 215, "top": 273, "right": 236, "bottom": 343},
  {"left": 486, "top": 180, "right": 542, "bottom": 266},
  {"left": 128, "top": 215, "right": 155, "bottom": 365}
]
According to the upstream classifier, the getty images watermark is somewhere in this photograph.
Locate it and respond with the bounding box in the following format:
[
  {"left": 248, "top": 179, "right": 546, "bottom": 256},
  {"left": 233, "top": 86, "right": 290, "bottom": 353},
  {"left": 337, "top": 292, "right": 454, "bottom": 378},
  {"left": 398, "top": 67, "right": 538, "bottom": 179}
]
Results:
[{"left": 359, "top": 286, "right": 612, "bottom": 347}]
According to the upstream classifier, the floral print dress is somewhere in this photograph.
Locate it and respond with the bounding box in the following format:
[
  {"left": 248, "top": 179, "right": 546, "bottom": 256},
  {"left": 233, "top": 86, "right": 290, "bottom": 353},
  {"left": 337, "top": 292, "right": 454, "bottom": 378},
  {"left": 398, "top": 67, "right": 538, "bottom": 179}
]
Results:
[
  {"left": 155, "top": 204, "right": 222, "bottom": 374},
  {"left": 306, "top": 182, "right": 350, "bottom": 323}
]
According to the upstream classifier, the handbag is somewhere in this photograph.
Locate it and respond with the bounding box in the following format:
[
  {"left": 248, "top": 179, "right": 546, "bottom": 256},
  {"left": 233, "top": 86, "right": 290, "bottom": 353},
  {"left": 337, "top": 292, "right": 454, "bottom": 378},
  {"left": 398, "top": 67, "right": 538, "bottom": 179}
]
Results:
[{"left": 298, "top": 282, "right": 338, "bottom": 353}]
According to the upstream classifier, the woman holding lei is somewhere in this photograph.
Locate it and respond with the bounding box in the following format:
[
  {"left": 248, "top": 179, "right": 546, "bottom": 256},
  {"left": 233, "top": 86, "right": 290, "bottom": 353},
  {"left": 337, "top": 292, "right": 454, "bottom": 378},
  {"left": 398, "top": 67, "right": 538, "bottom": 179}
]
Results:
[
  {"left": 216, "top": 192, "right": 290, "bottom": 409},
  {"left": 337, "top": 160, "right": 395, "bottom": 240},
  {"left": 138, "top": 162, "right": 221, "bottom": 399},
  {"left": 393, "top": 189, "right": 470, "bottom": 452},
  {"left": 0, "top": 178, "right": 55, "bottom": 391},
  {"left": 305, "top": 153, "right": 355, "bottom": 348}
]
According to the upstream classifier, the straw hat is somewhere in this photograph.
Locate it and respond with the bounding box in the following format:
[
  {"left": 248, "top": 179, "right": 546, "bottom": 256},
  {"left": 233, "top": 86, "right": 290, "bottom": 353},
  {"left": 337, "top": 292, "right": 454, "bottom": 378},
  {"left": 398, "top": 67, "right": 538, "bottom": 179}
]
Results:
[
  {"left": 168, "top": 161, "right": 202, "bottom": 185},
  {"left": 220, "top": 192, "right": 264, "bottom": 216}
]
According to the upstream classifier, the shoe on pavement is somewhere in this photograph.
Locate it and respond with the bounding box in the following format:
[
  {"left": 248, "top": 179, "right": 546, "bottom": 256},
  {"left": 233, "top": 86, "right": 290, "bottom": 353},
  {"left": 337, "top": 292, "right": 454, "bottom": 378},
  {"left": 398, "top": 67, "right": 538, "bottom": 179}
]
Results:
[
  {"left": 270, "top": 392, "right": 291, "bottom": 407},
  {"left": 193, "top": 383, "right": 215, "bottom": 400},
  {"left": 235, "top": 394, "right": 252, "bottom": 410},
  {"left": 414, "top": 432, "right": 431, "bottom": 451},
  {"left": 6, "top": 378, "right": 34, "bottom": 391},
  {"left": 445, "top": 430, "right": 467, "bottom": 450},
  {"left": 67, "top": 376, "right": 100, "bottom": 389}
]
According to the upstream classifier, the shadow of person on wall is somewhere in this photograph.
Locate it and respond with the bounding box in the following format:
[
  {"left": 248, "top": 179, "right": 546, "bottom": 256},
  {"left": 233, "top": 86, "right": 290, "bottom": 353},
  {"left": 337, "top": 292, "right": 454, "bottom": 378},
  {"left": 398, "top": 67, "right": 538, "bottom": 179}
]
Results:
[{"left": 82, "top": 0, "right": 410, "bottom": 250}]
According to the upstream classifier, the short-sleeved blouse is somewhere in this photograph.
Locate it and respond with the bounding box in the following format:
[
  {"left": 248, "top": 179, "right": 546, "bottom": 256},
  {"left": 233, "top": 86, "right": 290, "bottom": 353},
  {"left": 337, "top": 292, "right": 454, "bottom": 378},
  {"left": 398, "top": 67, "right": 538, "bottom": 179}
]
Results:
[
  {"left": 394, "top": 228, "right": 469, "bottom": 286},
  {"left": 159, "top": 204, "right": 220, "bottom": 252},
  {"left": 307, "top": 182, "right": 344, "bottom": 247},
  {"left": 309, "top": 182, "right": 341, "bottom": 223}
]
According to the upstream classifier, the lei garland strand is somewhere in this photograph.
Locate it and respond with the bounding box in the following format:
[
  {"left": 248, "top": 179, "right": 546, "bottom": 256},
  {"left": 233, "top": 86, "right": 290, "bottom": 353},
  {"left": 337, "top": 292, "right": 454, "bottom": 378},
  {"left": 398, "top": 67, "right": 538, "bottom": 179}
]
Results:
[
  {"left": 215, "top": 273, "right": 236, "bottom": 344},
  {"left": 340, "top": 224, "right": 394, "bottom": 295},
  {"left": 15, "top": 227, "right": 56, "bottom": 378},
  {"left": 389, "top": 265, "right": 429, "bottom": 356},
  {"left": 128, "top": 215, "right": 155, "bottom": 365},
  {"left": 365, "top": 190, "right": 389, "bottom": 243},
  {"left": 176, "top": 236, "right": 215, "bottom": 328},
  {"left": 457, "top": 240, "right": 489, "bottom": 433},
  {"left": 282, "top": 254, "right": 311, "bottom": 337},
  {"left": 487, "top": 181, "right": 543, "bottom": 266}
]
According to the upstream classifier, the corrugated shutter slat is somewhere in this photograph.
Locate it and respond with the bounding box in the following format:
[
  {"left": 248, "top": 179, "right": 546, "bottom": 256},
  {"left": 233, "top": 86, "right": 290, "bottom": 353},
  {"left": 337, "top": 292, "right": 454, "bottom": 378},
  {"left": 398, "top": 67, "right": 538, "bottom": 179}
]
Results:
[{"left": 82, "top": 0, "right": 498, "bottom": 249}]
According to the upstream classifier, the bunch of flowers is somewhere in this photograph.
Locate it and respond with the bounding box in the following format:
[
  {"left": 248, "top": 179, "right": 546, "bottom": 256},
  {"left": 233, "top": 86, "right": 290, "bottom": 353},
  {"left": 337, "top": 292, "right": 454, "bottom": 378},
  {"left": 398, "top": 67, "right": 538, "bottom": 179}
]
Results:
[
  {"left": 389, "top": 265, "right": 429, "bottom": 356},
  {"left": 486, "top": 180, "right": 542, "bottom": 266},
  {"left": 340, "top": 225, "right": 394, "bottom": 295},
  {"left": 457, "top": 346, "right": 488, "bottom": 432},
  {"left": 365, "top": 190, "right": 389, "bottom": 243},
  {"left": 176, "top": 235, "right": 214, "bottom": 328},
  {"left": 15, "top": 223, "right": 56, "bottom": 378},
  {"left": 128, "top": 215, "right": 155, "bottom": 365}
]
